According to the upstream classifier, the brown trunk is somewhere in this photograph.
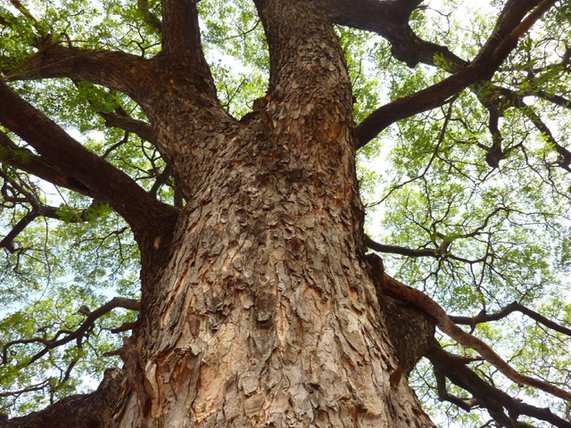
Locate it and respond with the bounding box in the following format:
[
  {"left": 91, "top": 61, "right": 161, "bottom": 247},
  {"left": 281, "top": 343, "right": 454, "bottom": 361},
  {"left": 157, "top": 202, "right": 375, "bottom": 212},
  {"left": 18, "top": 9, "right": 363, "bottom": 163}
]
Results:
[
  {"left": 110, "top": 3, "right": 434, "bottom": 426},
  {"left": 116, "top": 122, "right": 434, "bottom": 426},
  {"left": 109, "top": 2, "right": 430, "bottom": 427}
]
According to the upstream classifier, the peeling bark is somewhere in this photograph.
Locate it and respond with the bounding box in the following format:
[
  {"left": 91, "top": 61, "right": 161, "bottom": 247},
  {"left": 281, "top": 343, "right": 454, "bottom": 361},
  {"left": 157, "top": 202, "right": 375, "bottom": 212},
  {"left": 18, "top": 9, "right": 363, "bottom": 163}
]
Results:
[
  {"left": 0, "top": 0, "right": 464, "bottom": 426},
  {"left": 116, "top": 102, "right": 434, "bottom": 426},
  {"left": 110, "top": 1, "right": 434, "bottom": 426}
]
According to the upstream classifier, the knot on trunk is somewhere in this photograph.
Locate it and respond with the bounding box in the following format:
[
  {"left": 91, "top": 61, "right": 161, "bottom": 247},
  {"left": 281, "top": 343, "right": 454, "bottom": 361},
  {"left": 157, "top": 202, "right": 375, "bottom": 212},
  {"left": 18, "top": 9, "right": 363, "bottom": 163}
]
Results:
[{"left": 365, "top": 253, "right": 435, "bottom": 374}]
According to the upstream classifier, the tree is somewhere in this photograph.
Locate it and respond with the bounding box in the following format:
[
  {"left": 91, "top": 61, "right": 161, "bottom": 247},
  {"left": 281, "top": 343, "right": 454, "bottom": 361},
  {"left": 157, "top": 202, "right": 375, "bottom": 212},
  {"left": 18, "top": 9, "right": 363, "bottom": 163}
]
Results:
[{"left": 0, "top": 0, "right": 570, "bottom": 426}]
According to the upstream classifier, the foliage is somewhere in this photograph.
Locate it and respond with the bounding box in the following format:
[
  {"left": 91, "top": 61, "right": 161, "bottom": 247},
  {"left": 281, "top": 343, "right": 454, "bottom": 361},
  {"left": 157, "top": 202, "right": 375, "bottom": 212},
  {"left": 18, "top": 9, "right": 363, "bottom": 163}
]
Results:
[{"left": 0, "top": 0, "right": 570, "bottom": 426}]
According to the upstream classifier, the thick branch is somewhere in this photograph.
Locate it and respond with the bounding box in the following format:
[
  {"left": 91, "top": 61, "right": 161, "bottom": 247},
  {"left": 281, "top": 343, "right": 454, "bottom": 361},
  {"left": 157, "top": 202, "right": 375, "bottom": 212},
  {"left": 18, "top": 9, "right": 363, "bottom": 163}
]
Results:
[
  {"left": 352, "top": 0, "right": 558, "bottom": 146},
  {"left": 433, "top": 369, "right": 475, "bottom": 412},
  {"left": 428, "top": 343, "right": 571, "bottom": 428},
  {"left": 0, "top": 131, "right": 89, "bottom": 194},
  {"left": 329, "top": 0, "right": 421, "bottom": 29},
  {"left": 1, "top": 368, "right": 123, "bottom": 428},
  {"left": 529, "top": 91, "right": 571, "bottom": 109},
  {"left": 8, "top": 44, "right": 150, "bottom": 100},
  {"left": 160, "top": 0, "right": 209, "bottom": 72},
  {"left": 0, "top": 81, "right": 175, "bottom": 233},
  {"left": 138, "top": 0, "right": 162, "bottom": 33},
  {"left": 521, "top": 102, "right": 571, "bottom": 169},
  {"left": 0, "top": 211, "right": 35, "bottom": 252},
  {"left": 99, "top": 111, "right": 155, "bottom": 143},
  {"left": 329, "top": 0, "right": 460, "bottom": 69},
  {"left": 253, "top": 0, "right": 351, "bottom": 105},
  {"left": 365, "top": 253, "right": 571, "bottom": 401},
  {"left": 365, "top": 236, "right": 439, "bottom": 258}
]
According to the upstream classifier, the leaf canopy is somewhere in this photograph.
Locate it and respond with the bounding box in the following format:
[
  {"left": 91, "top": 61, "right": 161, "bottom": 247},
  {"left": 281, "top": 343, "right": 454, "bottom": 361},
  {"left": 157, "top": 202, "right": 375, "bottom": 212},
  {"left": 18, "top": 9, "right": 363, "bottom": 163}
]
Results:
[{"left": 0, "top": 0, "right": 570, "bottom": 425}]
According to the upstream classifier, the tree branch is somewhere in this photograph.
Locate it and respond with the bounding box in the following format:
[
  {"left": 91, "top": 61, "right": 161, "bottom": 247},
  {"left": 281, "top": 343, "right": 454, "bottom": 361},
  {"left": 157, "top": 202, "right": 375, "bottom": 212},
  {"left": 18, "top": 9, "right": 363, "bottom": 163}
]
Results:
[
  {"left": 365, "top": 253, "right": 571, "bottom": 402},
  {"left": 450, "top": 301, "right": 571, "bottom": 336},
  {"left": 99, "top": 111, "right": 155, "bottom": 144},
  {"left": 353, "top": 0, "right": 558, "bottom": 146},
  {"left": 365, "top": 236, "right": 439, "bottom": 258},
  {"left": 7, "top": 44, "right": 151, "bottom": 100},
  {"left": 1, "top": 170, "right": 45, "bottom": 251},
  {"left": 333, "top": 0, "right": 569, "bottom": 175},
  {"left": 160, "top": 0, "right": 208, "bottom": 68},
  {"left": 138, "top": 0, "right": 162, "bottom": 33},
  {"left": 427, "top": 343, "right": 571, "bottom": 428},
  {"left": 520, "top": 102, "right": 571, "bottom": 170},
  {"left": 329, "top": 0, "right": 456, "bottom": 69},
  {"left": 0, "top": 131, "right": 90, "bottom": 194},
  {"left": 433, "top": 369, "right": 475, "bottom": 412},
  {"left": 529, "top": 91, "right": 571, "bottom": 109},
  {"left": 0, "top": 211, "right": 36, "bottom": 253},
  {"left": 1, "top": 368, "right": 123, "bottom": 428},
  {"left": 7, "top": 0, "right": 47, "bottom": 39},
  {"left": 1, "top": 297, "right": 140, "bottom": 367},
  {"left": 0, "top": 380, "right": 50, "bottom": 399},
  {"left": 0, "top": 81, "right": 175, "bottom": 233},
  {"left": 0, "top": 165, "right": 114, "bottom": 252},
  {"left": 366, "top": 205, "right": 510, "bottom": 261}
]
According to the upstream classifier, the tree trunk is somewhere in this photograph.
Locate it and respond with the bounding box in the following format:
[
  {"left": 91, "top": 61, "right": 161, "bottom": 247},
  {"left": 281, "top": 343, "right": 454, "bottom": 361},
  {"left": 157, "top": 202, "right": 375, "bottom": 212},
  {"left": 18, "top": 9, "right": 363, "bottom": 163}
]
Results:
[
  {"left": 115, "top": 119, "right": 434, "bottom": 425},
  {"left": 110, "top": 3, "right": 434, "bottom": 426},
  {"left": 13, "top": 1, "right": 433, "bottom": 426}
]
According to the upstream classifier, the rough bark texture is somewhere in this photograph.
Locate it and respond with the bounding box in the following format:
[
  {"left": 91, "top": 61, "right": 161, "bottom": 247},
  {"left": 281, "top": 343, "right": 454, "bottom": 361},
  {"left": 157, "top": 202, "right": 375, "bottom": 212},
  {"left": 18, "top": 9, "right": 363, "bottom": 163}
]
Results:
[
  {"left": 111, "top": 1, "right": 434, "bottom": 426},
  {"left": 1, "top": 1, "right": 439, "bottom": 426}
]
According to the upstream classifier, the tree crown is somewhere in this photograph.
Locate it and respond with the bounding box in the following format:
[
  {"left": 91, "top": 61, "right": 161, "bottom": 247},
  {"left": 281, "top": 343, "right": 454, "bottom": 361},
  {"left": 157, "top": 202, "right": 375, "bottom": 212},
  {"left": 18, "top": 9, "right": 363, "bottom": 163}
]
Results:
[{"left": 0, "top": 0, "right": 570, "bottom": 426}]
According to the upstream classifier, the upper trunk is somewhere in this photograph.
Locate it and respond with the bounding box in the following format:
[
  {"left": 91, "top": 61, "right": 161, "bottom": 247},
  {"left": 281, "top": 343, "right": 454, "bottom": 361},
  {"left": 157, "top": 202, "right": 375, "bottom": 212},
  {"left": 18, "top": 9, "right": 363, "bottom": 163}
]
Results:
[{"left": 111, "top": 1, "right": 434, "bottom": 426}]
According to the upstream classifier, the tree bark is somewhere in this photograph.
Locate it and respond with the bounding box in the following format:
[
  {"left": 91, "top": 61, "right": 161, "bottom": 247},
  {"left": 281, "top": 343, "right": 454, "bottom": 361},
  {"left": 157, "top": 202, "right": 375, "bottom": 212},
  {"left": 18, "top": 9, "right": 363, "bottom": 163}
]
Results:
[
  {"left": 1, "top": 1, "right": 438, "bottom": 426},
  {"left": 115, "top": 121, "right": 435, "bottom": 425},
  {"left": 107, "top": 2, "right": 434, "bottom": 426}
]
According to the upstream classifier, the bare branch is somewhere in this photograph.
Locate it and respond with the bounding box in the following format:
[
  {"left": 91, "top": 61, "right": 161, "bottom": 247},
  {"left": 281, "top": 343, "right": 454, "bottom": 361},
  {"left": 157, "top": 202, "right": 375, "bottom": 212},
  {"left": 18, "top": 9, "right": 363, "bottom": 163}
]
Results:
[
  {"left": 365, "top": 236, "right": 439, "bottom": 258},
  {"left": 0, "top": 380, "right": 50, "bottom": 399},
  {"left": 367, "top": 99, "right": 456, "bottom": 205},
  {"left": 366, "top": 205, "right": 510, "bottom": 262},
  {"left": 450, "top": 301, "right": 571, "bottom": 336},
  {"left": 0, "top": 170, "right": 43, "bottom": 251},
  {"left": 0, "top": 166, "right": 113, "bottom": 251},
  {"left": 0, "top": 212, "right": 35, "bottom": 252}
]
